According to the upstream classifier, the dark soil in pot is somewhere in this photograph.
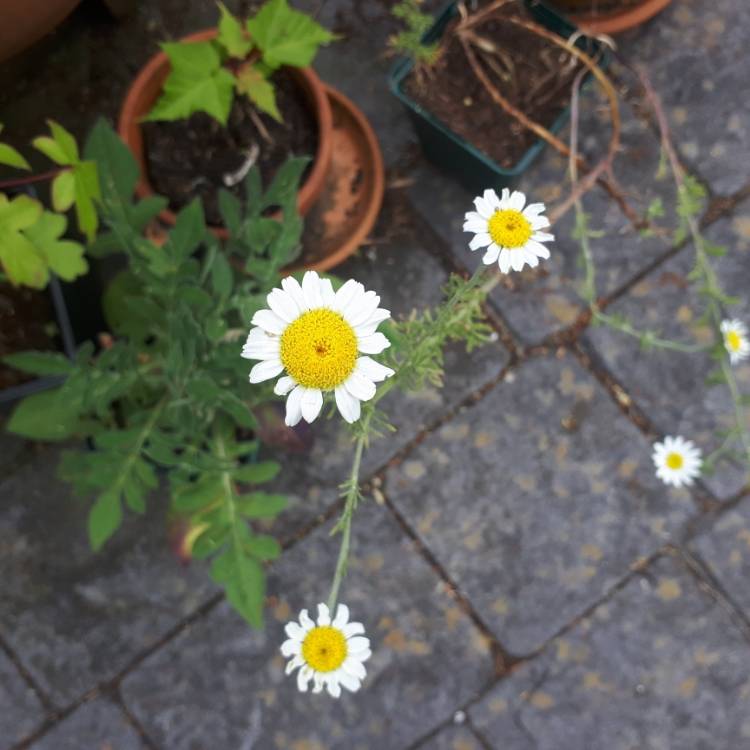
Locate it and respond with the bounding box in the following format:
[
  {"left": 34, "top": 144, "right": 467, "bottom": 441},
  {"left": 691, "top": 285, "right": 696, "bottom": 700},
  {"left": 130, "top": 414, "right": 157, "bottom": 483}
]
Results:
[
  {"left": 404, "top": 0, "right": 585, "bottom": 169},
  {"left": 0, "top": 285, "right": 56, "bottom": 390},
  {"left": 142, "top": 69, "right": 317, "bottom": 225}
]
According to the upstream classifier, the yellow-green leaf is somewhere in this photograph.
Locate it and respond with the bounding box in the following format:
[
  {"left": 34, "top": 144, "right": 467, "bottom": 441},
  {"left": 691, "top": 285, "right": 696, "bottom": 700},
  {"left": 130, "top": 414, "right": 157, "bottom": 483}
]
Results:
[
  {"left": 235, "top": 64, "right": 281, "bottom": 121},
  {"left": 51, "top": 169, "right": 76, "bottom": 212},
  {"left": 217, "top": 2, "right": 252, "bottom": 58}
]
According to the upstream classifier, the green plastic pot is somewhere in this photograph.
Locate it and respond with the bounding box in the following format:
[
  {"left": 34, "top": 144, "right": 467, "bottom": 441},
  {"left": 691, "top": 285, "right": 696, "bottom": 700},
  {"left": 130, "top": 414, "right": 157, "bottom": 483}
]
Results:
[{"left": 389, "top": 0, "right": 607, "bottom": 194}]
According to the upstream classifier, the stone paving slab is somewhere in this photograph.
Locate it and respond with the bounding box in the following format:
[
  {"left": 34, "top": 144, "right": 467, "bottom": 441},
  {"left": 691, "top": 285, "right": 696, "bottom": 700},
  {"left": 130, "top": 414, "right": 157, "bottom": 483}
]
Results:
[
  {"left": 27, "top": 699, "right": 147, "bottom": 750},
  {"left": 584, "top": 204, "right": 750, "bottom": 500},
  {"left": 121, "top": 500, "right": 494, "bottom": 750},
  {"left": 384, "top": 351, "right": 697, "bottom": 655},
  {"left": 691, "top": 495, "right": 750, "bottom": 621},
  {"left": 406, "top": 94, "right": 672, "bottom": 345},
  {"left": 0, "top": 647, "right": 43, "bottom": 750},
  {"left": 0, "top": 446, "right": 216, "bottom": 707},
  {"left": 415, "top": 724, "right": 485, "bottom": 750},
  {"left": 470, "top": 555, "right": 750, "bottom": 750},
  {"left": 617, "top": 0, "right": 750, "bottom": 196}
]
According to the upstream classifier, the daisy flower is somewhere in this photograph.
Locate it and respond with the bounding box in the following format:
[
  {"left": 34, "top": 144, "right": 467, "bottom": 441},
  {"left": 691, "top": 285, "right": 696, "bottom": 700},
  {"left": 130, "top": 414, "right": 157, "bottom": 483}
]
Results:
[
  {"left": 242, "top": 271, "right": 394, "bottom": 426},
  {"left": 281, "top": 603, "right": 371, "bottom": 698},
  {"left": 652, "top": 436, "right": 702, "bottom": 488},
  {"left": 720, "top": 319, "right": 750, "bottom": 364},
  {"left": 463, "top": 188, "right": 553, "bottom": 273}
]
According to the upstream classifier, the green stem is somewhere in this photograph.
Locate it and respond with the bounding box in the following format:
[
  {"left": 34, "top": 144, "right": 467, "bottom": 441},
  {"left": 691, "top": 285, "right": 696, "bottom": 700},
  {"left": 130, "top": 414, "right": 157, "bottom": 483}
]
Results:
[
  {"left": 327, "top": 431, "right": 366, "bottom": 612},
  {"left": 592, "top": 309, "right": 708, "bottom": 353}
]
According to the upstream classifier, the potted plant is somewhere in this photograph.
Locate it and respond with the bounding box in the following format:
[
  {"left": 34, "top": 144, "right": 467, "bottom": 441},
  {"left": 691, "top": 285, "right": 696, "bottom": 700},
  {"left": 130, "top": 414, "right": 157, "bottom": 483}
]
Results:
[
  {"left": 0, "top": 122, "right": 101, "bottom": 403},
  {"left": 388, "top": 0, "right": 607, "bottom": 194},
  {"left": 538, "top": 0, "right": 674, "bottom": 34}
]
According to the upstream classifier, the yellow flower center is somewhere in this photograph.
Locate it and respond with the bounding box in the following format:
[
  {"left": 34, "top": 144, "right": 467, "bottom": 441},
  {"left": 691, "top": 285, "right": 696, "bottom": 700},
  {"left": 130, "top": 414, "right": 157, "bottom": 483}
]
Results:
[
  {"left": 665, "top": 452, "right": 684, "bottom": 470},
  {"left": 302, "top": 626, "right": 348, "bottom": 673},
  {"left": 280, "top": 309, "right": 358, "bottom": 390},
  {"left": 726, "top": 330, "right": 742, "bottom": 352},
  {"left": 488, "top": 209, "right": 532, "bottom": 249}
]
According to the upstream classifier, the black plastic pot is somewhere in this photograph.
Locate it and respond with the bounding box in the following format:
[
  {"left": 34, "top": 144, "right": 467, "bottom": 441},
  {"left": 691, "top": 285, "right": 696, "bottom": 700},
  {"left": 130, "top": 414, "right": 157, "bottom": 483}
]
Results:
[{"left": 389, "top": 0, "right": 607, "bottom": 194}]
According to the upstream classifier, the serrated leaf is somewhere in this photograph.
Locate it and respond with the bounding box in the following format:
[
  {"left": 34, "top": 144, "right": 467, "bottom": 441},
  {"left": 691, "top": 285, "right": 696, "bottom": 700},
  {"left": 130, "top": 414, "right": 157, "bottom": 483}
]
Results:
[
  {"left": 235, "top": 64, "right": 281, "bottom": 121},
  {"left": 173, "top": 476, "right": 224, "bottom": 512},
  {"left": 88, "top": 489, "right": 123, "bottom": 550},
  {"left": 7, "top": 388, "right": 79, "bottom": 440},
  {"left": 3, "top": 351, "right": 73, "bottom": 376},
  {"left": 166, "top": 199, "right": 205, "bottom": 260},
  {"left": 233, "top": 460, "right": 280, "bottom": 484},
  {"left": 217, "top": 2, "right": 252, "bottom": 58},
  {"left": 146, "top": 41, "right": 235, "bottom": 125},
  {"left": 246, "top": 0, "right": 335, "bottom": 69},
  {"left": 211, "top": 547, "right": 265, "bottom": 627}
]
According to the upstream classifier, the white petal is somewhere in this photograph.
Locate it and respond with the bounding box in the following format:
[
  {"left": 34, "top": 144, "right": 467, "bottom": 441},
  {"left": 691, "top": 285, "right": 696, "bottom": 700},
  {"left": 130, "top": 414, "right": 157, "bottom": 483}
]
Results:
[
  {"left": 498, "top": 187, "right": 511, "bottom": 208},
  {"left": 469, "top": 232, "right": 492, "bottom": 251},
  {"left": 285, "top": 386, "right": 304, "bottom": 427},
  {"left": 337, "top": 671, "right": 361, "bottom": 692},
  {"left": 354, "top": 308, "right": 391, "bottom": 337},
  {"left": 335, "top": 385, "right": 361, "bottom": 423},
  {"left": 510, "top": 250, "right": 526, "bottom": 272},
  {"left": 347, "top": 636, "right": 370, "bottom": 654},
  {"left": 242, "top": 341, "right": 279, "bottom": 360},
  {"left": 332, "top": 603, "right": 350, "bottom": 628},
  {"left": 346, "top": 291, "right": 381, "bottom": 327},
  {"left": 285, "top": 654, "right": 304, "bottom": 675},
  {"left": 463, "top": 216, "right": 488, "bottom": 234},
  {"left": 474, "top": 195, "right": 493, "bottom": 219},
  {"left": 358, "top": 332, "right": 390, "bottom": 354},
  {"left": 498, "top": 248, "right": 512, "bottom": 274},
  {"left": 251, "top": 309, "right": 286, "bottom": 335},
  {"left": 320, "top": 277, "right": 336, "bottom": 307},
  {"left": 507, "top": 190, "right": 526, "bottom": 211},
  {"left": 274, "top": 376, "right": 297, "bottom": 396},
  {"left": 333, "top": 279, "right": 363, "bottom": 313},
  {"left": 532, "top": 231, "right": 554, "bottom": 243},
  {"left": 523, "top": 202, "right": 546, "bottom": 217},
  {"left": 299, "top": 609, "right": 314, "bottom": 630},
  {"left": 524, "top": 249, "right": 539, "bottom": 268},
  {"left": 300, "top": 388, "right": 323, "bottom": 423},
  {"left": 326, "top": 677, "right": 341, "bottom": 698},
  {"left": 281, "top": 638, "right": 301, "bottom": 657},
  {"left": 302, "top": 270, "right": 323, "bottom": 309},
  {"left": 344, "top": 371, "right": 377, "bottom": 402},
  {"left": 483, "top": 188, "right": 501, "bottom": 209},
  {"left": 343, "top": 621, "right": 365, "bottom": 637},
  {"left": 530, "top": 214, "right": 551, "bottom": 230},
  {"left": 355, "top": 356, "right": 394, "bottom": 383},
  {"left": 342, "top": 657, "right": 367, "bottom": 680},
  {"left": 280, "top": 275, "right": 307, "bottom": 313},
  {"left": 266, "top": 288, "right": 298, "bottom": 323},
  {"left": 297, "top": 665, "right": 312, "bottom": 692},
  {"left": 527, "top": 240, "right": 551, "bottom": 259},
  {"left": 249, "top": 359, "right": 283, "bottom": 383},
  {"left": 285, "top": 621, "right": 306, "bottom": 641},
  {"left": 482, "top": 244, "right": 501, "bottom": 265},
  {"left": 317, "top": 602, "right": 331, "bottom": 626}
]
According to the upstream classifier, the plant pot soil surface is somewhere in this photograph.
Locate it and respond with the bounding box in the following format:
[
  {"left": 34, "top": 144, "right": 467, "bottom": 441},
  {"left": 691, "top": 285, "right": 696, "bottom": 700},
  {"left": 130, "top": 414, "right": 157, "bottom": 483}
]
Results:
[
  {"left": 0, "top": 284, "right": 56, "bottom": 389},
  {"left": 405, "top": 0, "right": 584, "bottom": 169},
  {"left": 142, "top": 69, "right": 317, "bottom": 226}
]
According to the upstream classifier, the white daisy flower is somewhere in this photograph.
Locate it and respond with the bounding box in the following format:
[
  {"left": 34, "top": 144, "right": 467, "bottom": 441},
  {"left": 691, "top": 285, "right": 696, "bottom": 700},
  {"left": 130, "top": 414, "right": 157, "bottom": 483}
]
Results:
[
  {"left": 281, "top": 602, "right": 371, "bottom": 698},
  {"left": 652, "top": 435, "right": 702, "bottom": 488},
  {"left": 720, "top": 319, "right": 750, "bottom": 364},
  {"left": 242, "top": 271, "right": 394, "bottom": 426},
  {"left": 463, "top": 188, "right": 553, "bottom": 274}
]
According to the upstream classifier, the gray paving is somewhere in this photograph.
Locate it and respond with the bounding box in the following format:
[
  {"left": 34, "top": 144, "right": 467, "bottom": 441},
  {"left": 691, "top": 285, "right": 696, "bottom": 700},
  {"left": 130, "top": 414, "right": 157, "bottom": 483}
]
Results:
[{"left": 1, "top": 0, "right": 750, "bottom": 749}]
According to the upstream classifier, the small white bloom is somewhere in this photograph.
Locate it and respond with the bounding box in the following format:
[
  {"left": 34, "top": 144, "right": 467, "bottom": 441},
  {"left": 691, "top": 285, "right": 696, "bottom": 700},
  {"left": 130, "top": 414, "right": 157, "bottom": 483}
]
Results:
[
  {"left": 652, "top": 435, "right": 701, "bottom": 488},
  {"left": 242, "top": 271, "right": 394, "bottom": 426},
  {"left": 721, "top": 319, "right": 750, "bottom": 364},
  {"left": 463, "top": 188, "right": 553, "bottom": 274},
  {"left": 280, "top": 603, "right": 371, "bottom": 698}
]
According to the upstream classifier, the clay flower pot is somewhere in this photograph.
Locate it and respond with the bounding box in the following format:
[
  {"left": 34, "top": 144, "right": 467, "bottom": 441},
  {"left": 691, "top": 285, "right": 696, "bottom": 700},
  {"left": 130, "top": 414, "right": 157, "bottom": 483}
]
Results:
[
  {"left": 541, "top": 0, "right": 674, "bottom": 34},
  {"left": 0, "top": 0, "right": 81, "bottom": 62},
  {"left": 118, "top": 29, "right": 334, "bottom": 237}
]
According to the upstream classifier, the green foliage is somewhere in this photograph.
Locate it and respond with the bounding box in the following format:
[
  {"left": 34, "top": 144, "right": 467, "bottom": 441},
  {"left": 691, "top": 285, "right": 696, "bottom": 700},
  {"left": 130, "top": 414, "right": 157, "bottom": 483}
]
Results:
[
  {"left": 6, "top": 121, "right": 306, "bottom": 627},
  {"left": 389, "top": 0, "right": 440, "bottom": 73},
  {"left": 0, "top": 125, "right": 30, "bottom": 170},
  {"left": 148, "top": 0, "right": 334, "bottom": 126}
]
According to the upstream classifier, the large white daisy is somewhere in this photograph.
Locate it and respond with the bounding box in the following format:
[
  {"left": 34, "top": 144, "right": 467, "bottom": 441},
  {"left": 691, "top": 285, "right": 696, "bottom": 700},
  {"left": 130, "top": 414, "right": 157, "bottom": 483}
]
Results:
[
  {"left": 281, "top": 603, "right": 371, "bottom": 698},
  {"left": 463, "top": 188, "right": 553, "bottom": 273},
  {"left": 242, "top": 271, "right": 394, "bottom": 426},
  {"left": 652, "top": 435, "right": 702, "bottom": 488},
  {"left": 720, "top": 319, "right": 750, "bottom": 364}
]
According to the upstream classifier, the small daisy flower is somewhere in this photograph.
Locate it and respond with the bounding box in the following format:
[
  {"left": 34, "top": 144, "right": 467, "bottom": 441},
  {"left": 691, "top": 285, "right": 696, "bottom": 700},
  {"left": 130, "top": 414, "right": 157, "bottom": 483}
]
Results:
[
  {"left": 463, "top": 188, "right": 553, "bottom": 274},
  {"left": 242, "top": 271, "right": 394, "bottom": 426},
  {"left": 281, "top": 603, "right": 371, "bottom": 698},
  {"left": 721, "top": 319, "right": 750, "bottom": 364},
  {"left": 652, "top": 436, "right": 702, "bottom": 488}
]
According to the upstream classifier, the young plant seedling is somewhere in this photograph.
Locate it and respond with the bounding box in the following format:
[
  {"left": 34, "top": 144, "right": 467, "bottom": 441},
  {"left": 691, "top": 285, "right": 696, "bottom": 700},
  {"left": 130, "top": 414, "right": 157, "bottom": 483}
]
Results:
[{"left": 388, "top": 0, "right": 441, "bottom": 81}]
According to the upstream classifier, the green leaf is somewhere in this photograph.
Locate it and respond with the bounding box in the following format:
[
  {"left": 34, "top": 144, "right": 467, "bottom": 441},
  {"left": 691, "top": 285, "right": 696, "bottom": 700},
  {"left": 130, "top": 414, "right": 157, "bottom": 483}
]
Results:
[
  {"left": 48, "top": 120, "right": 80, "bottom": 162},
  {"left": 211, "top": 547, "right": 265, "bottom": 627},
  {"left": 246, "top": 533, "right": 281, "bottom": 561},
  {"left": 217, "top": 2, "right": 252, "bottom": 58},
  {"left": 3, "top": 351, "right": 73, "bottom": 376},
  {"left": 72, "top": 160, "right": 100, "bottom": 241},
  {"left": 236, "top": 492, "right": 287, "bottom": 518},
  {"left": 232, "top": 460, "right": 280, "bottom": 484},
  {"left": 166, "top": 199, "right": 205, "bottom": 260},
  {"left": 146, "top": 41, "right": 236, "bottom": 125},
  {"left": 24, "top": 211, "right": 88, "bottom": 282},
  {"left": 173, "top": 476, "right": 224, "bottom": 512},
  {"left": 235, "top": 64, "right": 281, "bottom": 121},
  {"left": 246, "top": 0, "right": 335, "bottom": 69},
  {"left": 32, "top": 136, "right": 70, "bottom": 165},
  {"left": 0, "top": 194, "right": 47, "bottom": 288},
  {"left": 51, "top": 169, "right": 76, "bottom": 212},
  {"left": 88, "top": 489, "right": 123, "bottom": 550},
  {"left": 0, "top": 142, "right": 30, "bottom": 170},
  {"left": 211, "top": 252, "right": 233, "bottom": 297},
  {"left": 84, "top": 118, "right": 139, "bottom": 211},
  {"left": 7, "top": 388, "right": 79, "bottom": 440}
]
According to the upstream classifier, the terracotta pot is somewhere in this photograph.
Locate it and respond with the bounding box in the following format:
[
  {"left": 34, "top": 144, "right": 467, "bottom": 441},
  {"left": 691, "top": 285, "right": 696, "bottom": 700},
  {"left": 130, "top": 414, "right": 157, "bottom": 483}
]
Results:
[
  {"left": 0, "top": 0, "right": 81, "bottom": 63},
  {"left": 541, "top": 0, "right": 673, "bottom": 33},
  {"left": 118, "top": 29, "right": 333, "bottom": 237}
]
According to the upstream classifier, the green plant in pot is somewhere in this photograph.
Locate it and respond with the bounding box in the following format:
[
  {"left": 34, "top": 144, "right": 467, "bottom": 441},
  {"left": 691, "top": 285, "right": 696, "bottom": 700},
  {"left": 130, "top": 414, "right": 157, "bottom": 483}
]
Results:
[
  {"left": 119, "top": 0, "right": 336, "bottom": 232},
  {"left": 5, "top": 120, "right": 309, "bottom": 627}
]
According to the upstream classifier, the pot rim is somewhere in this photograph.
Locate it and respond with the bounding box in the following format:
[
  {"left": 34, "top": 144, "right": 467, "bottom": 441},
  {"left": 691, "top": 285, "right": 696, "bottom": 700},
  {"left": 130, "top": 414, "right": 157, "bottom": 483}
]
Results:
[
  {"left": 117, "top": 28, "right": 333, "bottom": 233},
  {"left": 560, "top": 0, "right": 674, "bottom": 34}
]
